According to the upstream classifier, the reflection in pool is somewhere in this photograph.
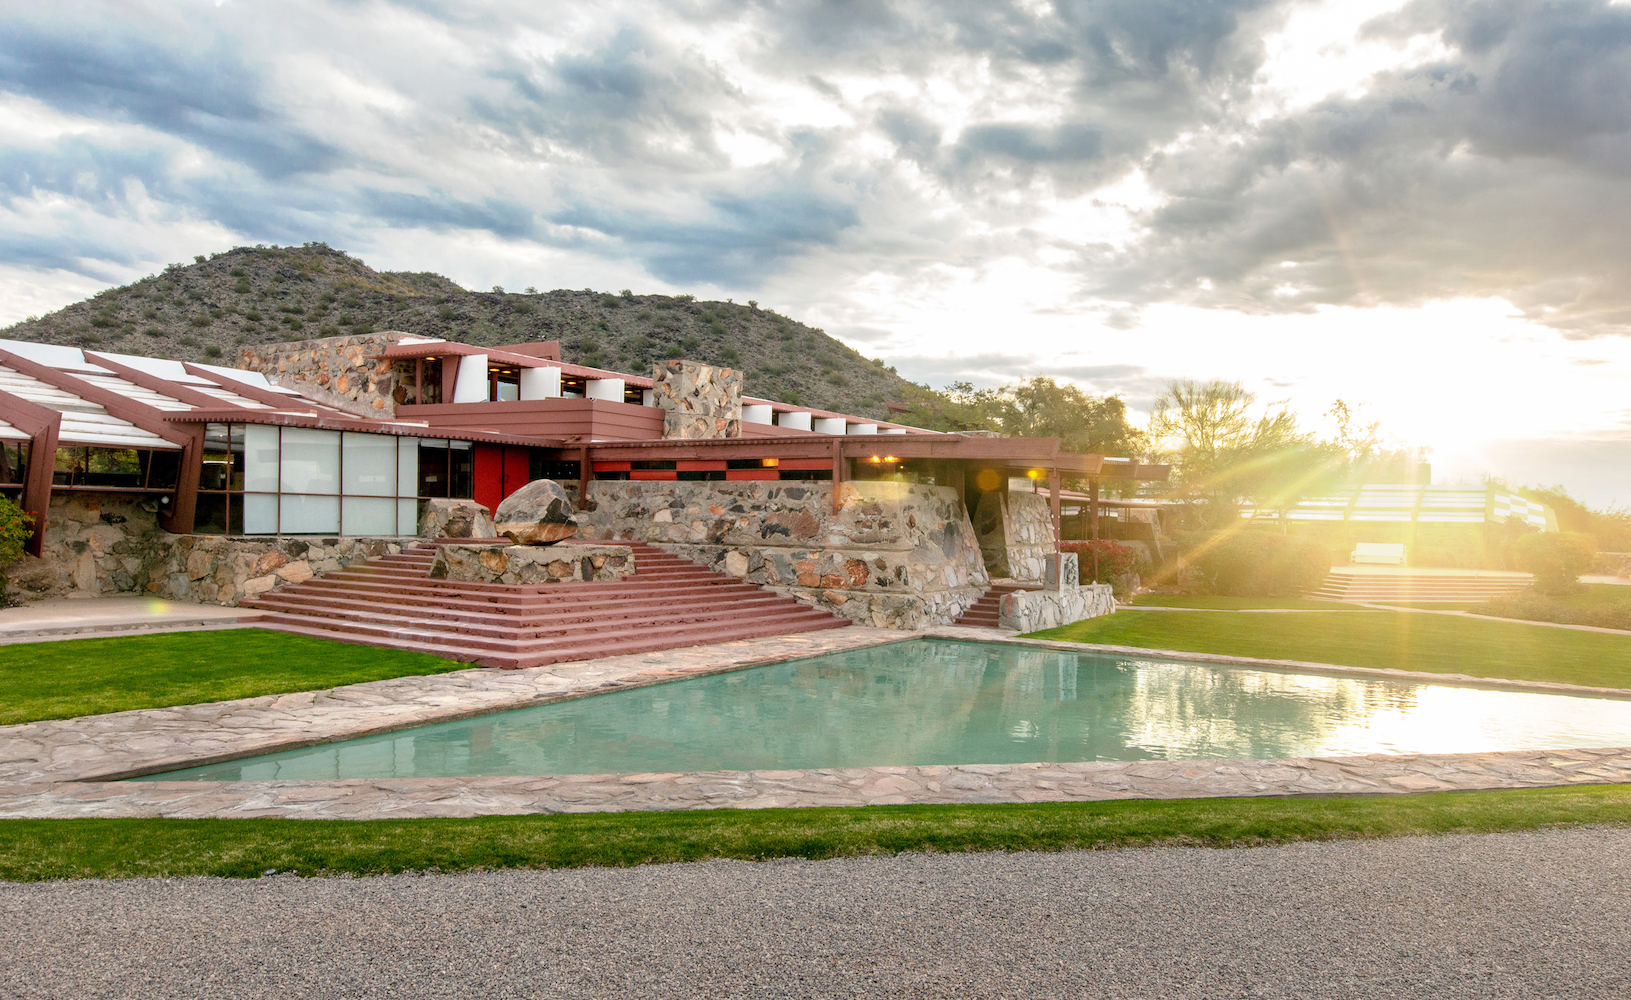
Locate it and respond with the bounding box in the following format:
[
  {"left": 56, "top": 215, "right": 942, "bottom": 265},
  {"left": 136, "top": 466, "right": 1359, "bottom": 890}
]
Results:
[{"left": 137, "top": 639, "right": 1631, "bottom": 781}]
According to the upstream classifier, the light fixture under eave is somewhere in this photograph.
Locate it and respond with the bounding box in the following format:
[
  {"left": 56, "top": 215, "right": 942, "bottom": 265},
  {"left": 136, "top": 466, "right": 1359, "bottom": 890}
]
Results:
[{"left": 884, "top": 456, "right": 897, "bottom": 463}]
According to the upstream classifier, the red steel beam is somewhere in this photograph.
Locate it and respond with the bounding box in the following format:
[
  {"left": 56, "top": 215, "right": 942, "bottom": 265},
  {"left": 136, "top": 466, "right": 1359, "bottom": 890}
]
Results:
[{"left": 0, "top": 388, "right": 61, "bottom": 557}]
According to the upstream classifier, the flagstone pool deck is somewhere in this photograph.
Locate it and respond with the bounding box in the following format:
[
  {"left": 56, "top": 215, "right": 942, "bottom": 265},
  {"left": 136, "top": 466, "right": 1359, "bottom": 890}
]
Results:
[{"left": 3, "top": 626, "right": 1630, "bottom": 820}]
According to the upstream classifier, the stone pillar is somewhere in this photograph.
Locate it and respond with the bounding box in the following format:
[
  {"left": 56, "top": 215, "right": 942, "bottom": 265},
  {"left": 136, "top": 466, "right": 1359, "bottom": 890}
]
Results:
[{"left": 651, "top": 360, "right": 742, "bottom": 439}]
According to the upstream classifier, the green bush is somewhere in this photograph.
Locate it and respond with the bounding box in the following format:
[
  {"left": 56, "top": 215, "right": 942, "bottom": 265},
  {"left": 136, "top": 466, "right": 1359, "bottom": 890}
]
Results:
[
  {"left": 1470, "top": 590, "right": 1631, "bottom": 631},
  {"left": 0, "top": 497, "right": 33, "bottom": 605},
  {"left": 1188, "top": 532, "right": 1330, "bottom": 597},
  {"left": 1511, "top": 532, "right": 1596, "bottom": 595}
]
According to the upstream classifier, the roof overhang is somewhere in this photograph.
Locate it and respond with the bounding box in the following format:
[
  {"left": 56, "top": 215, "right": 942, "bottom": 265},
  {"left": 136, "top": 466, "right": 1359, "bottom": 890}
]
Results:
[{"left": 164, "top": 410, "right": 566, "bottom": 448}]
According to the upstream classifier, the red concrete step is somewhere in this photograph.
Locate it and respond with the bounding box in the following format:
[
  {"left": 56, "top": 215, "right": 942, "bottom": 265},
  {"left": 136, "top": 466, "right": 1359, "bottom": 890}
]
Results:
[
  {"left": 952, "top": 583, "right": 1028, "bottom": 628},
  {"left": 246, "top": 539, "right": 849, "bottom": 668}
]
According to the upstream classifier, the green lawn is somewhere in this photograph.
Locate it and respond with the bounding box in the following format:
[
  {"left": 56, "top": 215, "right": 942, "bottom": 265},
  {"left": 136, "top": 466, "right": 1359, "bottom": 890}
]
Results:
[
  {"left": 0, "top": 631, "right": 466, "bottom": 725},
  {"left": 1129, "top": 595, "right": 1372, "bottom": 611},
  {"left": 1027, "top": 608, "right": 1631, "bottom": 689},
  {"left": 0, "top": 785, "right": 1626, "bottom": 880}
]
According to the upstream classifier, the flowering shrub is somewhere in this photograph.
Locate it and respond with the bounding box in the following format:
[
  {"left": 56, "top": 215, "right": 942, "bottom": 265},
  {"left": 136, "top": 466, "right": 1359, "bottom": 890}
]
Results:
[{"left": 1061, "top": 540, "right": 1151, "bottom": 588}]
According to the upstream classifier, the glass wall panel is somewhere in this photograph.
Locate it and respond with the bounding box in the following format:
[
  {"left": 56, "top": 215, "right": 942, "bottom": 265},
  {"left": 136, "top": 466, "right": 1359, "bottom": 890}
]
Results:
[
  {"left": 279, "top": 494, "right": 339, "bottom": 534},
  {"left": 342, "top": 496, "right": 397, "bottom": 535},
  {"left": 243, "top": 493, "right": 278, "bottom": 534},
  {"left": 397, "top": 438, "right": 417, "bottom": 498},
  {"left": 244, "top": 424, "right": 280, "bottom": 492},
  {"left": 342, "top": 433, "right": 397, "bottom": 497},
  {"left": 280, "top": 428, "right": 340, "bottom": 495},
  {"left": 398, "top": 498, "right": 419, "bottom": 536}
]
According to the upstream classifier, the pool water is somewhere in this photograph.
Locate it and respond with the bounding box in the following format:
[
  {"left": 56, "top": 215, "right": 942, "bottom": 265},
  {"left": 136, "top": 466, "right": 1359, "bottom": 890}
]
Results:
[{"left": 139, "top": 639, "right": 1631, "bottom": 781}]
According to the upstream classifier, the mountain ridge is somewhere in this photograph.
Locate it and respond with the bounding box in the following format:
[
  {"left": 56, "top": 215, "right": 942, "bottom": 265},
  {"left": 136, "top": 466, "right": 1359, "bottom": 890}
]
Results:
[{"left": 1, "top": 243, "right": 915, "bottom": 419}]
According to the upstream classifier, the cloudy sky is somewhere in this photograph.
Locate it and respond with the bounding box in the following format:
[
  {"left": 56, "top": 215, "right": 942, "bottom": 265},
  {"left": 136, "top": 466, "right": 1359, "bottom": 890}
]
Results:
[{"left": 4, "top": 0, "right": 1631, "bottom": 505}]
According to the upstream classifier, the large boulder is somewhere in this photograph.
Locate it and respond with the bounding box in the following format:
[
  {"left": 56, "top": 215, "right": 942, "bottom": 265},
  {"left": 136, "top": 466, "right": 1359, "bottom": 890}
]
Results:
[
  {"left": 419, "top": 499, "right": 496, "bottom": 539},
  {"left": 494, "top": 479, "right": 579, "bottom": 545}
]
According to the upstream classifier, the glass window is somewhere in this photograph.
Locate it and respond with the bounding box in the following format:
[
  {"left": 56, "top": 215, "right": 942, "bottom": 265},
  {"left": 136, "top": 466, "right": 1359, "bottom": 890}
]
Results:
[
  {"left": 280, "top": 428, "right": 340, "bottom": 495},
  {"left": 397, "top": 438, "right": 417, "bottom": 498},
  {"left": 342, "top": 496, "right": 397, "bottom": 535},
  {"left": 342, "top": 432, "right": 397, "bottom": 497},
  {"left": 194, "top": 493, "right": 229, "bottom": 535},
  {"left": 243, "top": 492, "right": 278, "bottom": 534},
  {"left": 0, "top": 441, "right": 26, "bottom": 486},
  {"left": 244, "top": 424, "right": 279, "bottom": 492},
  {"left": 280, "top": 494, "right": 339, "bottom": 534},
  {"left": 418, "top": 439, "right": 449, "bottom": 498},
  {"left": 449, "top": 440, "right": 473, "bottom": 498},
  {"left": 201, "top": 423, "right": 233, "bottom": 492},
  {"left": 398, "top": 497, "right": 419, "bottom": 535}
]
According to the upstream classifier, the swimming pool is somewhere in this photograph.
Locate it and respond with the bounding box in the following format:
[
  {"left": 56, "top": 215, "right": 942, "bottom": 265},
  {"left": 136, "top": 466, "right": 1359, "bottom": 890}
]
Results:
[{"left": 137, "top": 639, "right": 1631, "bottom": 781}]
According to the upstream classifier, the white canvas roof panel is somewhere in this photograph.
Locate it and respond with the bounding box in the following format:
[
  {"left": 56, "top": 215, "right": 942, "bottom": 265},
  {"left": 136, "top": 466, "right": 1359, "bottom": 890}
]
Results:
[
  {"left": 1242, "top": 484, "right": 1557, "bottom": 530},
  {"left": 0, "top": 365, "right": 181, "bottom": 450},
  {"left": 0, "top": 339, "right": 111, "bottom": 374},
  {"left": 0, "top": 417, "right": 27, "bottom": 442}
]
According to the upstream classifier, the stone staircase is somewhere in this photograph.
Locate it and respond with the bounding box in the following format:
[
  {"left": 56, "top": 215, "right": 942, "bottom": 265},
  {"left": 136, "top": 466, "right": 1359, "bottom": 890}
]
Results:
[
  {"left": 951, "top": 582, "right": 1030, "bottom": 628},
  {"left": 1311, "top": 567, "right": 1535, "bottom": 603},
  {"left": 242, "top": 540, "right": 849, "bottom": 669}
]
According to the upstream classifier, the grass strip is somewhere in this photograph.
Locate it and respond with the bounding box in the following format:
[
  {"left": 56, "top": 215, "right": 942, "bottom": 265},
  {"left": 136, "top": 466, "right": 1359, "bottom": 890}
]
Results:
[
  {"left": 1129, "top": 595, "right": 1373, "bottom": 611},
  {"left": 1027, "top": 609, "right": 1631, "bottom": 689},
  {"left": 0, "top": 631, "right": 466, "bottom": 725},
  {"left": 0, "top": 785, "right": 1627, "bottom": 880}
]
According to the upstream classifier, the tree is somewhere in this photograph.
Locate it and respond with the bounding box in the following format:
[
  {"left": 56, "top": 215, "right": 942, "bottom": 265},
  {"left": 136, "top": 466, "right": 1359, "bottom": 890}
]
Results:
[
  {"left": 985, "top": 377, "right": 1144, "bottom": 458},
  {"left": 1148, "top": 379, "right": 1345, "bottom": 524},
  {"left": 893, "top": 377, "right": 1141, "bottom": 457}
]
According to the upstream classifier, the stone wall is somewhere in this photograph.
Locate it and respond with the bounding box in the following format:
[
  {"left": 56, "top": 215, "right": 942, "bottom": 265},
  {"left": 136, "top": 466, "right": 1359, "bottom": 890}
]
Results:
[
  {"left": 238, "top": 331, "right": 404, "bottom": 416},
  {"left": 972, "top": 489, "right": 1054, "bottom": 583},
  {"left": 569, "top": 479, "right": 987, "bottom": 629},
  {"left": 430, "top": 542, "right": 633, "bottom": 585},
  {"left": 2, "top": 491, "right": 401, "bottom": 606},
  {"left": 997, "top": 585, "right": 1115, "bottom": 632},
  {"left": 651, "top": 359, "right": 742, "bottom": 439}
]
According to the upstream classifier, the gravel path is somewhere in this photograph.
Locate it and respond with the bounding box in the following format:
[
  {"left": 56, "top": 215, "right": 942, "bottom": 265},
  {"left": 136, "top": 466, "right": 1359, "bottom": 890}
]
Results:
[{"left": 2, "top": 828, "right": 1628, "bottom": 999}]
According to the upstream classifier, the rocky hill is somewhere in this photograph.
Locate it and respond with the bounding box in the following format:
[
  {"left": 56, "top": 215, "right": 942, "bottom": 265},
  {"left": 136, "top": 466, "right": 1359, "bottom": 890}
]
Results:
[{"left": 0, "top": 243, "right": 915, "bottom": 418}]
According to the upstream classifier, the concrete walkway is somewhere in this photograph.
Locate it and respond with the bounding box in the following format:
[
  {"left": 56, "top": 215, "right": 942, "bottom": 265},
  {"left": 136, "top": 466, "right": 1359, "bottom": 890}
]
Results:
[
  {"left": 0, "top": 597, "right": 264, "bottom": 644},
  {"left": 3, "top": 828, "right": 1628, "bottom": 998}
]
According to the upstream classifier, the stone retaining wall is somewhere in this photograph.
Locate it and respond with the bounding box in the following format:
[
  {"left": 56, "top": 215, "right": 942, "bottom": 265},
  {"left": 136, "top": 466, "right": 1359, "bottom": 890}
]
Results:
[
  {"left": 569, "top": 480, "right": 987, "bottom": 628},
  {"left": 2, "top": 492, "right": 401, "bottom": 606},
  {"left": 998, "top": 585, "right": 1116, "bottom": 633},
  {"left": 430, "top": 542, "right": 633, "bottom": 585},
  {"left": 238, "top": 331, "right": 403, "bottom": 416},
  {"left": 973, "top": 489, "right": 1054, "bottom": 583},
  {"left": 651, "top": 358, "right": 741, "bottom": 439}
]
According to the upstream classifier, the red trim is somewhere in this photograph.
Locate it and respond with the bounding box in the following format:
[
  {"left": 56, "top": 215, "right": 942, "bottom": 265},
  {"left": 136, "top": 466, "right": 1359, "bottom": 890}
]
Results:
[
  {"left": 0, "top": 388, "right": 61, "bottom": 557},
  {"left": 677, "top": 460, "right": 727, "bottom": 471},
  {"left": 629, "top": 470, "right": 678, "bottom": 481},
  {"left": 593, "top": 461, "right": 632, "bottom": 472}
]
